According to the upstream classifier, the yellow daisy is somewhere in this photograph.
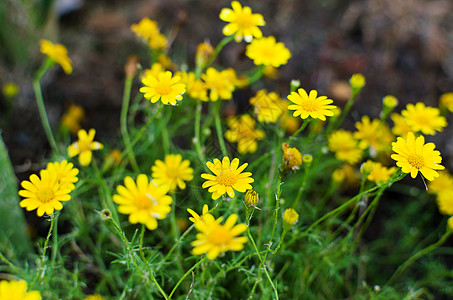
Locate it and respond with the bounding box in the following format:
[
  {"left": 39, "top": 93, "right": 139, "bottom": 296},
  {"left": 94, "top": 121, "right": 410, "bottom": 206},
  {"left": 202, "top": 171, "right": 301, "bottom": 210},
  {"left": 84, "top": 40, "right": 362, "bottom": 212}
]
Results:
[
  {"left": 435, "top": 190, "right": 453, "bottom": 215},
  {"left": 177, "top": 71, "right": 208, "bottom": 101},
  {"left": 249, "top": 89, "right": 285, "bottom": 123},
  {"left": 45, "top": 160, "right": 79, "bottom": 191},
  {"left": 151, "top": 154, "right": 194, "bottom": 192},
  {"left": 390, "top": 112, "right": 412, "bottom": 138},
  {"left": 353, "top": 115, "right": 394, "bottom": 153},
  {"left": 40, "top": 39, "right": 72, "bottom": 74},
  {"left": 140, "top": 71, "right": 186, "bottom": 105},
  {"left": 224, "top": 114, "right": 265, "bottom": 154},
  {"left": 401, "top": 102, "right": 446, "bottom": 135},
  {"left": 201, "top": 157, "right": 254, "bottom": 200},
  {"left": 361, "top": 160, "right": 396, "bottom": 185},
  {"left": 282, "top": 143, "right": 302, "bottom": 171},
  {"left": 245, "top": 36, "right": 291, "bottom": 67},
  {"left": 192, "top": 213, "right": 248, "bottom": 259},
  {"left": 187, "top": 204, "right": 210, "bottom": 224},
  {"left": 201, "top": 67, "right": 236, "bottom": 101},
  {"left": 68, "top": 129, "right": 104, "bottom": 167},
  {"left": 428, "top": 171, "right": 453, "bottom": 194},
  {"left": 328, "top": 130, "right": 363, "bottom": 164},
  {"left": 219, "top": 1, "right": 266, "bottom": 43},
  {"left": 112, "top": 174, "right": 172, "bottom": 230},
  {"left": 0, "top": 280, "right": 41, "bottom": 300},
  {"left": 18, "top": 169, "right": 71, "bottom": 217},
  {"left": 130, "top": 17, "right": 167, "bottom": 49},
  {"left": 391, "top": 132, "right": 444, "bottom": 180},
  {"left": 439, "top": 92, "right": 453, "bottom": 113},
  {"left": 287, "top": 88, "right": 337, "bottom": 121}
]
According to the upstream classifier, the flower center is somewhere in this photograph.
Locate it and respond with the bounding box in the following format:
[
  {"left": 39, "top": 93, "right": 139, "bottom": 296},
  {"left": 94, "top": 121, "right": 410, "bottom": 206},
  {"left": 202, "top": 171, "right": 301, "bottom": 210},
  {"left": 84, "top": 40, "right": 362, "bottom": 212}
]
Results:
[
  {"left": 300, "top": 100, "right": 320, "bottom": 112},
  {"left": 38, "top": 188, "right": 55, "bottom": 203},
  {"left": 77, "top": 139, "right": 91, "bottom": 152},
  {"left": 155, "top": 82, "right": 171, "bottom": 96},
  {"left": 217, "top": 171, "right": 237, "bottom": 186},
  {"left": 208, "top": 225, "right": 232, "bottom": 246},
  {"left": 136, "top": 193, "right": 157, "bottom": 210},
  {"left": 408, "top": 154, "right": 424, "bottom": 169},
  {"left": 235, "top": 13, "right": 253, "bottom": 30}
]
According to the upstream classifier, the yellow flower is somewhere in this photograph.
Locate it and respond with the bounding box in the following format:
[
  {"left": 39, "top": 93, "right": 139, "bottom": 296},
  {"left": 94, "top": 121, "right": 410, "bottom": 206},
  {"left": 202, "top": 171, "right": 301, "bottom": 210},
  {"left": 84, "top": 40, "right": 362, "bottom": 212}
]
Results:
[
  {"left": 391, "top": 132, "right": 444, "bottom": 180},
  {"left": 383, "top": 95, "right": 398, "bottom": 108},
  {"left": 149, "top": 32, "right": 168, "bottom": 50},
  {"left": 192, "top": 213, "right": 247, "bottom": 259},
  {"left": 2, "top": 82, "right": 19, "bottom": 98},
  {"left": 353, "top": 116, "right": 394, "bottom": 154},
  {"left": 0, "top": 280, "right": 41, "bottom": 300},
  {"left": 201, "top": 157, "right": 254, "bottom": 200},
  {"left": 244, "top": 189, "right": 259, "bottom": 207},
  {"left": 448, "top": 217, "right": 453, "bottom": 231},
  {"left": 40, "top": 39, "right": 72, "bottom": 74},
  {"left": 283, "top": 208, "right": 299, "bottom": 225},
  {"left": 245, "top": 36, "right": 291, "bottom": 67},
  {"left": 287, "top": 88, "right": 337, "bottom": 121},
  {"left": 401, "top": 102, "right": 446, "bottom": 135},
  {"left": 249, "top": 89, "right": 285, "bottom": 123},
  {"left": 361, "top": 160, "right": 396, "bottom": 185},
  {"left": 439, "top": 92, "right": 453, "bottom": 113},
  {"left": 428, "top": 171, "right": 453, "bottom": 194},
  {"left": 219, "top": 1, "right": 265, "bottom": 43},
  {"left": 113, "top": 174, "right": 172, "bottom": 230},
  {"left": 157, "top": 53, "right": 174, "bottom": 69},
  {"left": 328, "top": 130, "right": 363, "bottom": 164},
  {"left": 68, "top": 129, "right": 104, "bottom": 166},
  {"left": 196, "top": 41, "right": 214, "bottom": 67},
  {"left": 224, "top": 114, "right": 265, "bottom": 154},
  {"left": 349, "top": 73, "right": 366, "bottom": 91},
  {"left": 60, "top": 103, "right": 85, "bottom": 134},
  {"left": 332, "top": 168, "right": 345, "bottom": 183},
  {"left": 45, "top": 160, "right": 79, "bottom": 192},
  {"left": 18, "top": 169, "right": 71, "bottom": 217},
  {"left": 131, "top": 18, "right": 159, "bottom": 41},
  {"left": 151, "top": 154, "right": 194, "bottom": 192},
  {"left": 177, "top": 71, "right": 208, "bottom": 101},
  {"left": 142, "top": 63, "right": 165, "bottom": 81},
  {"left": 282, "top": 143, "right": 302, "bottom": 170},
  {"left": 83, "top": 294, "right": 106, "bottom": 300},
  {"left": 140, "top": 71, "right": 186, "bottom": 105},
  {"left": 187, "top": 204, "right": 210, "bottom": 224},
  {"left": 201, "top": 67, "right": 236, "bottom": 101},
  {"left": 436, "top": 190, "right": 453, "bottom": 215},
  {"left": 390, "top": 113, "right": 412, "bottom": 138}
]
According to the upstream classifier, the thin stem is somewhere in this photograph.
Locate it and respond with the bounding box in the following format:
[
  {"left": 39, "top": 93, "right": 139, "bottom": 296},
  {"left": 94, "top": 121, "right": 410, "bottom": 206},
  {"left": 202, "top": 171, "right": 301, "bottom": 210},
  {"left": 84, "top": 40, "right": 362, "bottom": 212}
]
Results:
[
  {"left": 168, "top": 257, "right": 207, "bottom": 299},
  {"left": 247, "top": 65, "right": 265, "bottom": 85},
  {"left": 202, "top": 36, "right": 234, "bottom": 71},
  {"left": 121, "top": 76, "right": 140, "bottom": 172},
  {"left": 50, "top": 212, "right": 60, "bottom": 266},
  {"left": 332, "top": 91, "right": 359, "bottom": 131},
  {"left": 92, "top": 159, "right": 119, "bottom": 224},
  {"left": 213, "top": 101, "right": 228, "bottom": 157},
  {"left": 194, "top": 103, "right": 206, "bottom": 164},
  {"left": 293, "top": 164, "right": 310, "bottom": 209},
  {"left": 164, "top": 224, "right": 194, "bottom": 262},
  {"left": 289, "top": 118, "right": 310, "bottom": 142},
  {"left": 0, "top": 252, "right": 24, "bottom": 275}
]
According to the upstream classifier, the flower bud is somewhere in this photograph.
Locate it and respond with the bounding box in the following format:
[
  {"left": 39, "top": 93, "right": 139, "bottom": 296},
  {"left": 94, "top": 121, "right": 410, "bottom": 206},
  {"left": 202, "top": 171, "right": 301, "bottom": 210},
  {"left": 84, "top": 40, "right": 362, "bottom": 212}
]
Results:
[
  {"left": 196, "top": 41, "right": 214, "bottom": 67},
  {"left": 124, "top": 55, "right": 139, "bottom": 79},
  {"left": 282, "top": 143, "right": 302, "bottom": 171},
  {"left": 383, "top": 95, "right": 398, "bottom": 109},
  {"left": 244, "top": 189, "right": 259, "bottom": 207},
  {"left": 349, "top": 73, "right": 365, "bottom": 95},
  {"left": 283, "top": 208, "right": 299, "bottom": 229}
]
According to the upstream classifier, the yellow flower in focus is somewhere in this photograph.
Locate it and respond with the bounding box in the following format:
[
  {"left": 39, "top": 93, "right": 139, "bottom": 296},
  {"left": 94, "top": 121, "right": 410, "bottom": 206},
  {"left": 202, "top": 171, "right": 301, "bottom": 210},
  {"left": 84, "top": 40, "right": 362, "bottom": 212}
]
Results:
[
  {"left": 390, "top": 113, "right": 412, "bottom": 138},
  {"left": 0, "top": 280, "right": 41, "bottom": 300},
  {"left": 435, "top": 190, "right": 453, "bottom": 215},
  {"left": 219, "top": 1, "right": 266, "bottom": 43},
  {"left": 177, "top": 71, "right": 208, "bottom": 101},
  {"left": 361, "top": 160, "right": 396, "bottom": 185},
  {"left": 224, "top": 114, "right": 265, "bottom": 154},
  {"left": 201, "top": 157, "right": 254, "bottom": 200},
  {"left": 151, "top": 154, "right": 194, "bottom": 192},
  {"left": 349, "top": 73, "right": 366, "bottom": 91},
  {"left": 140, "top": 71, "right": 186, "bottom": 105},
  {"left": 45, "top": 160, "right": 79, "bottom": 192},
  {"left": 354, "top": 116, "right": 394, "bottom": 154},
  {"left": 428, "top": 171, "right": 453, "bottom": 194},
  {"left": 282, "top": 143, "right": 302, "bottom": 171},
  {"left": 192, "top": 213, "right": 248, "bottom": 259},
  {"left": 439, "top": 92, "right": 453, "bottom": 113},
  {"left": 2, "top": 82, "right": 19, "bottom": 98},
  {"left": 244, "top": 189, "right": 259, "bottom": 207},
  {"left": 250, "top": 89, "right": 285, "bottom": 123},
  {"left": 83, "top": 294, "right": 106, "bottom": 300},
  {"left": 201, "top": 67, "right": 236, "bottom": 101},
  {"left": 287, "top": 88, "right": 337, "bottom": 121},
  {"left": 391, "top": 132, "right": 444, "bottom": 181},
  {"left": 328, "top": 130, "right": 363, "bottom": 164},
  {"left": 245, "top": 36, "right": 291, "bottom": 67},
  {"left": 40, "top": 39, "right": 72, "bottom": 74},
  {"left": 283, "top": 208, "right": 299, "bottom": 225},
  {"left": 401, "top": 102, "right": 446, "bottom": 135},
  {"left": 18, "top": 169, "right": 71, "bottom": 217},
  {"left": 68, "top": 129, "right": 104, "bottom": 166},
  {"left": 187, "top": 204, "right": 210, "bottom": 224},
  {"left": 113, "top": 174, "right": 172, "bottom": 230}
]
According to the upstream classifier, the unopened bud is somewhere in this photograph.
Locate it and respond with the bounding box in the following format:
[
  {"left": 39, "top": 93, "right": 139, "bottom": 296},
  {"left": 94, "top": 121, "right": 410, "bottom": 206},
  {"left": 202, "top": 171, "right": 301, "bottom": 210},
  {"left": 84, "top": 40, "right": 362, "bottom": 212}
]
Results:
[
  {"left": 283, "top": 208, "right": 299, "bottom": 229},
  {"left": 282, "top": 143, "right": 302, "bottom": 172},
  {"left": 244, "top": 189, "right": 259, "bottom": 207},
  {"left": 196, "top": 41, "right": 214, "bottom": 67},
  {"left": 125, "top": 55, "right": 139, "bottom": 78}
]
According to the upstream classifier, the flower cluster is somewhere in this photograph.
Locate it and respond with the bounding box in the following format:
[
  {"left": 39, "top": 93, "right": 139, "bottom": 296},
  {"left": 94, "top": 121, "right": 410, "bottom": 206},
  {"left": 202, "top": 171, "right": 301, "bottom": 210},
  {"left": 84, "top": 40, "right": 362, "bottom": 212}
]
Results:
[
  {"left": 224, "top": 114, "right": 265, "bottom": 154},
  {"left": 130, "top": 17, "right": 167, "bottom": 49}
]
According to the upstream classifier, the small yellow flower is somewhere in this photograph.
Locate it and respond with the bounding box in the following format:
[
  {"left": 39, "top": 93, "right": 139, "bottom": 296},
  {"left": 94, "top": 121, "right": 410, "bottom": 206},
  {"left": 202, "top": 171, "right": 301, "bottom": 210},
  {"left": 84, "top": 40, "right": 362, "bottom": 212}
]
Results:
[
  {"left": 401, "top": 102, "right": 446, "bottom": 135},
  {"left": 249, "top": 89, "right": 285, "bottom": 123},
  {"left": 435, "top": 190, "right": 453, "bottom": 215},
  {"left": 60, "top": 103, "right": 85, "bottom": 134},
  {"left": 18, "top": 169, "right": 72, "bottom": 217},
  {"left": 151, "top": 154, "right": 194, "bottom": 192},
  {"left": 439, "top": 92, "right": 453, "bottom": 113},
  {"left": 45, "top": 160, "right": 79, "bottom": 192},
  {"left": 391, "top": 132, "right": 444, "bottom": 180},
  {"left": 83, "top": 294, "right": 106, "bottom": 300},
  {"left": 287, "top": 88, "right": 337, "bottom": 121},
  {"left": 0, "top": 280, "right": 41, "bottom": 300},
  {"left": 113, "top": 174, "right": 172, "bottom": 230},
  {"left": 428, "top": 171, "right": 453, "bottom": 194},
  {"left": 130, "top": 18, "right": 167, "bottom": 49},
  {"left": 282, "top": 143, "right": 302, "bottom": 170},
  {"left": 328, "top": 130, "right": 363, "bottom": 164},
  {"left": 383, "top": 95, "right": 398, "bottom": 108},
  {"left": 353, "top": 116, "right": 394, "bottom": 153},
  {"left": 196, "top": 41, "right": 214, "bottom": 67},
  {"left": 245, "top": 36, "right": 291, "bottom": 67},
  {"left": 40, "top": 39, "right": 72, "bottom": 74},
  {"left": 201, "top": 67, "right": 236, "bottom": 101},
  {"left": 201, "top": 157, "right": 254, "bottom": 200},
  {"left": 187, "top": 204, "right": 210, "bottom": 224},
  {"left": 149, "top": 32, "right": 168, "bottom": 50},
  {"left": 332, "top": 168, "right": 345, "bottom": 183},
  {"left": 192, "top": 213, "right": 248, "bottom": 259},
  {"left": 283, "top": 208, "right": 299, "bottom": 225},
  {"left": 219, "top": 1, "right": 266, "bottom": 43},
  {"left": 349, "top": 73, "right": 366, "bottom": 91},
  {"left": 244, "top": 189, "right": 259, "bottom": 207},
  {"left": 2, "top": 82, "right": 19, "bottom": 98},
  {"left": 140, "top": 71, "right": 186, "bottom": 105},
  {"left": 390, "top": 113, "right": 412, "bottom": 138},
  {"left": 68, "top": 129, "right": 104, "bottom": 166},
  {"left": 224, "top": 114, "right": 265, "bottom": 154},
  {"left": 361, "top": 160, "right": 396, "bottom": 185},
  {"left": 177, "top": 71, "right": 208, "bottom": 101}
]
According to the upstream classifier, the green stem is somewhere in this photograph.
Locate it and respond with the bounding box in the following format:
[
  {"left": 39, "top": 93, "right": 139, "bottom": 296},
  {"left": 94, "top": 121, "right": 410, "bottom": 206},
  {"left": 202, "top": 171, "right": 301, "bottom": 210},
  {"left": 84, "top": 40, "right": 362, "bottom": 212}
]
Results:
[
  {"left": 161, "top": 108, "right": 172, "bottom": 155},
  {"left": 332, "top": 91, "right": 359, "bottom": 131},
  {"left": 386, "top": 230, "right": 452, "bottom": 285},
  {"left": 92, "top": 159, "right": 119, "bottom": 224},
  {"left": 289, "top": 118, "right": 310, "bottom": 141},
  {"left": 202, "top": 36, "right": 234, "bottom": 71},
  {"left": 194, "top": 103, "right": 206, "bottom": 165},
  {"left": 0, "top": 252, "right": 24, "bottom": 275},
  {"left": 164, "top": 224, "right": 194, "bottom": 262},
  {"left": 213, "top": 101, "right": 228, "bottom": 157},
  {"left": 293, "top": 164, "right": 310, "bottom": 209},
  {"left": 121, "top": 76, "right": 140, "bottom": 172},
  {"left": 247, "top": 65, "right": 264, "bottom": 85},
  {"left": 168, "top": 257, "right": 207, "bottom": 299},
  {"left": 50, "top": 212, "right": 60, "bottom": 266}
]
